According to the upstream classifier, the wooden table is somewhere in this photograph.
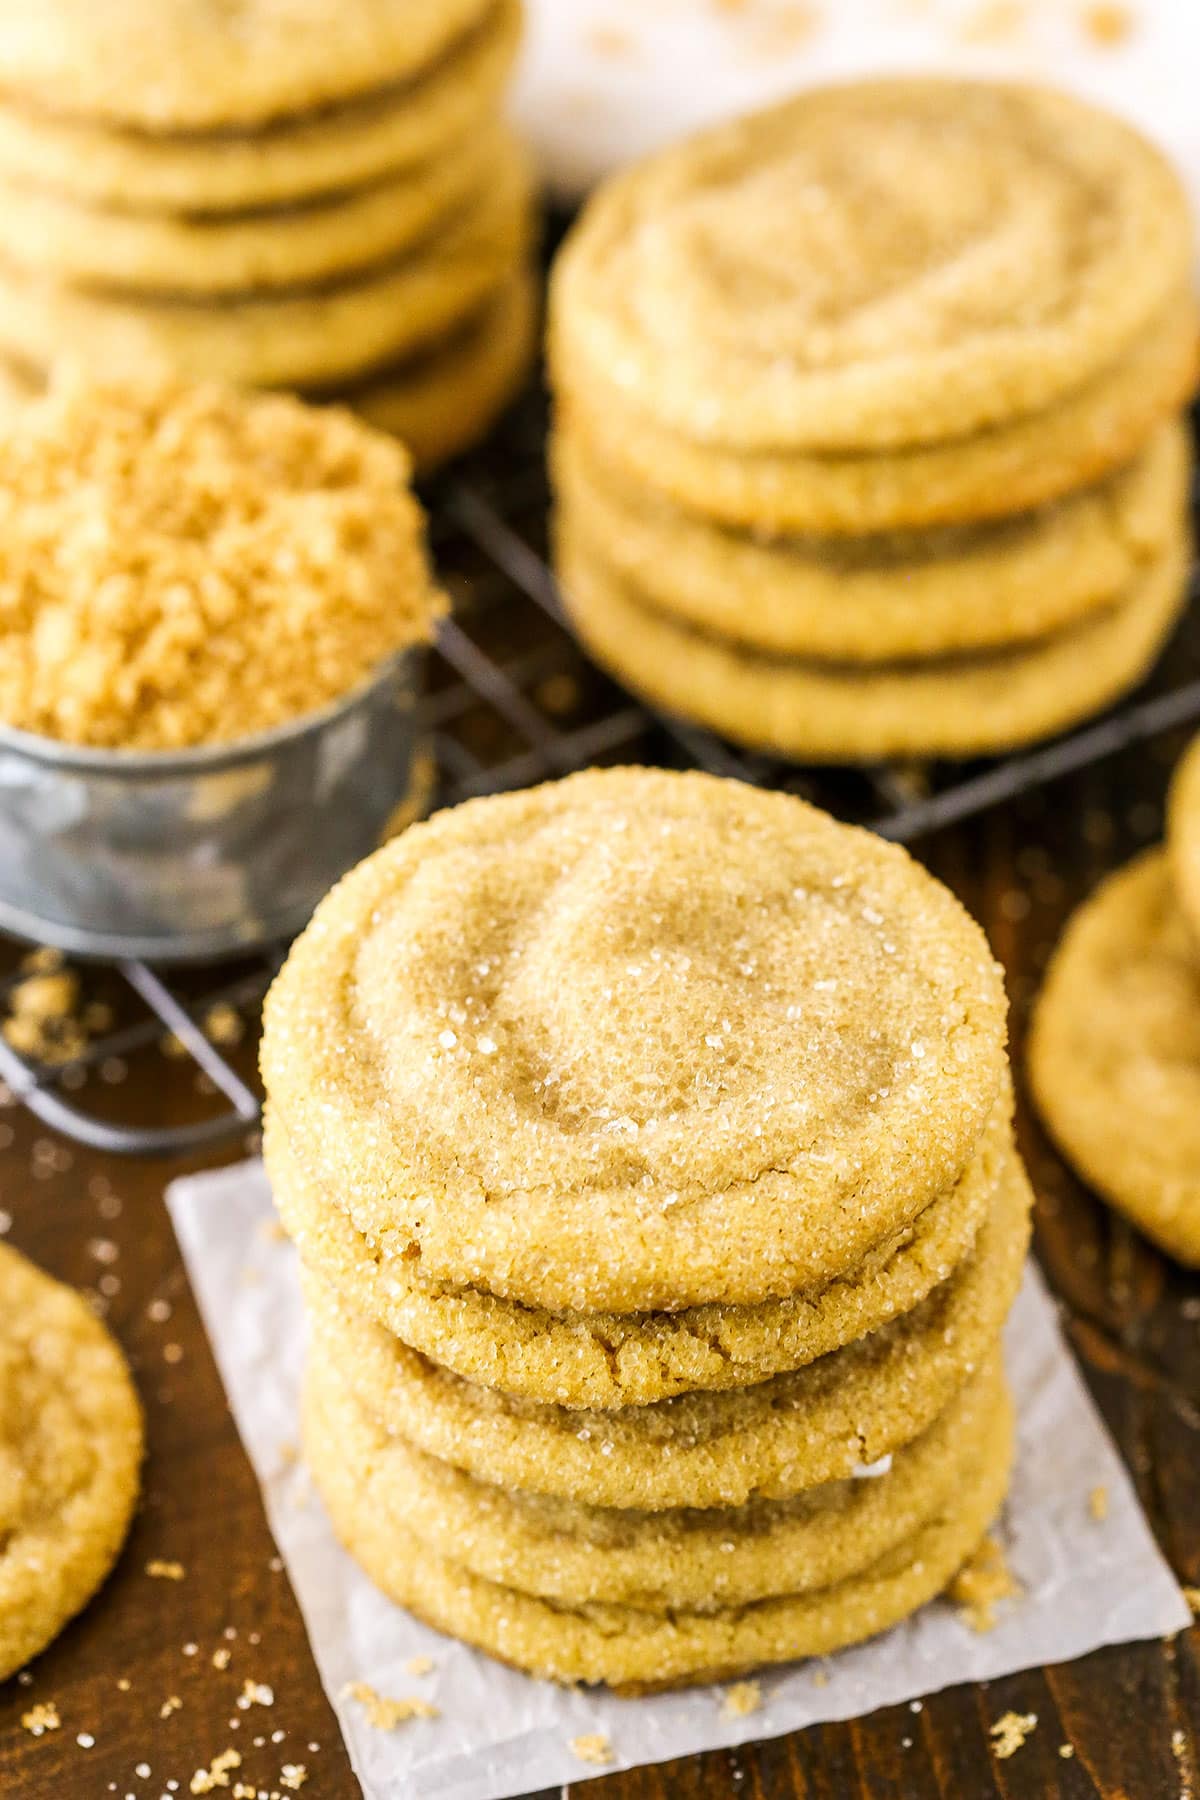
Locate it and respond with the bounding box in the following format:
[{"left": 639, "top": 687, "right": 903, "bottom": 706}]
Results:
[{"left": 1, "top": 720, "right": 1197, "bottom": 1800}]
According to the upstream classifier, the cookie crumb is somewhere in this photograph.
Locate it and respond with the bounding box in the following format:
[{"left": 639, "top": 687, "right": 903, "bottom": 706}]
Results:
[
  {"left": 721, "top": 1681, "right": 762, "bottom": 1719},
  {"left": 948, "top": 1536, "right": 1020, "bottom": 1632},
  {"left": 161, "top": 1695, "right": 183, "bottom": 1719},
  {"left": 280, "top": 1767, "right": 307, "bottom": 1791},
  {"left": 236, "top": 1680, "right": 274, "bottom": 1710},
  {"left": 990, "top": 1711, "right": 1037, "bottom": 1759},
  {"left": 21, "top": 1701, "right": 61, "bottom": 1736},
  {"left": 403, "top": 1656, "right": 434, "bottom": 1677},
  {"left": 344, "top": 1683, "right": 438, "bottom": 1730},
  {"left": 570, "top": 1734, "right": 614, "bottom": 1767},
  {"left": 213, "top": 1647, "right": 232, "bottom": 1670},
  {"left": 1182, "top": 1586, "right": 1200, "bottom": 1614},
  {"left": 1089, "top": 1484, "right": 1109, "bottom": 1521},
  {"left": 189, "top": 1749, "right": 241, "bottom": 1794},
  {"left": 1060, "top": 1743, "right": 1075, "bottom": 1759},
  {"left": 146, "top": 1558, "right": 186, "bottom": 1581}
]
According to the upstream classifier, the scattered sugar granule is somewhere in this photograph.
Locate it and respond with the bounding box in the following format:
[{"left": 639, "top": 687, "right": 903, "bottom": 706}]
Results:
[
  {"left": 344, "top": 1684, "right": 439, "bottom": 1730},
  {"left": 280, "top": 1768, "right": 307, "bottom": 1791},
  {"left": 189, "top": 1748, "right": 241, "bottom": 1794},
  {"left": 21, "top": 1702, "right": 61, "bottom": 1736},
  {"left": 161, "top": 1695, "right": 183, "bottom": 1719},
  {"left": 1089, "top": 1485, "right": 1109, "bottom": 1522},
  {"left": 570, "top": 1734, "right": 614, "bottom": 1767},
  {"left": 236, "top": 1680, "right": 274, "bottom": 1710},
  {"left": 146, "top": 1559, "right": 186, "bottom": 1581},
  {"left": 721, "top": 1681, "right": 762, "bottom": 1719},
  {"left": 402, "top": 1656, "right": 434, "bottom": 1677},
  {"left": 76, "top": 1732, "right": 95, "bottom": 1748},
  {"left": 947, "top": 1536, "right": 1020, "bottom": 1632},
  {"left": 212, "top": 1648, "right": 232, "bottom": 1671},
  {"left": 990, "top": 1711, "right": 1037, "bottom": 1759},
  {"left": 1060, "top": 1743, "right": 1076, "bottom": 1759}
]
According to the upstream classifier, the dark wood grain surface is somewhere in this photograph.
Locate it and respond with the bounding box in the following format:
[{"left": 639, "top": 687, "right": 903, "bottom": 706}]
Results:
[{"left": 0, "top": 720, "right": 1197, "bottom": 1800}]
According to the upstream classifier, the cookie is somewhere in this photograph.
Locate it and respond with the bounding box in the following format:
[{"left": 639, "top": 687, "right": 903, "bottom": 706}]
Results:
[
  {"left": 306, "top": 1372, "right": 1013, "bottom": 1689},
  {"left": 0, "top": 140, "right": 533, "bottom": 389},
  {"left": 303, "top": 1349, "right": 1004, "bottom": 1610},
  {"left": 557, "top": 285, "right": 1198, "bottom": 535},
  {"left": 0, "top": 0, "right": 520, "bottom": 212},
  {"left": 348, "top": 267, "right": 536, "bottom": 469},
  {"left": 557, "top": 526, "right": 1190, "bottom": 762},
  {"left": 267, "top": 1090, "right": 1012, "bottom": 1409},
  {"left": 261, "top": 767, "right": 1009, "bottom": 1314},
  {"left": 0, "top": 0, "right": 495, "bottom": 131},
  {"left": 301, "top": 1153, "right": 1031, "bottom": 1510},
  {"left": 0, "top": 123, "right": 505, "bottom": 296},
  {"left": 0, "top": 1243, "right": 142, "bottom": 1679},
  {"left": 552, "top": 419, "right": 1189, "bottom": 661},
  {"left": 1167, "top": 734, "right": 1200, "bottom": 944},
  {"left": 1028, "top": 850, "right": 1200, "bottom": 1267},
  {"left": 551, "top": 80, "right": 1191, "bottom": 454}
]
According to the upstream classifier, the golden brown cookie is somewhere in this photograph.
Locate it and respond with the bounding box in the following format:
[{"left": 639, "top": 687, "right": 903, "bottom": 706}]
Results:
[
  {"left": 268, "top": 1091, "right": 1012, "bottom": 1409},
  {"left": 557, "top": 526, "right": 1190, "bottom": 762},
  {"left": 1028, "top": 850, "right": 1200, "bottom": 1267},
  {"left": 1167, "top": 734, "right": 1200, "bottom": 944},
  {"left": 0, "top": 1243, "right": 143, "bottom": 1679},
  {"left": 305, "top": 1369, "right": 1013, "bottom": 1689},
  {"left": 551, "top": 80, "right": 1192, "bottom": 453},
  {"left": 348, "top": 268, "right": 537, "bottom": 469},
  {"left": 303, "top": 1349, "right": 1005, "bottom": 1610},
  {"left": 301, "top": 1153, "right": 1031, "bottom": 1510},
  {"left": 0, "top": 0, "right": 521, "bottom": 211},
  {"left": 552, "top": 420, "right": 1189, "bottom": 660},
  {"left": 0, "top": 124, "right": 506, "bottom": 296},
  {"left": 0, "top": 0, "right": 496, "bottom": 131},
  {"left": 0, "top": 140, "right": 534, "bottom": 389},
  {"left": 261, "top": 767, "right": 1009, "bottom": 1314},
  {"left": 556, "top": 286, "right": 1198, "bottom": 535}
]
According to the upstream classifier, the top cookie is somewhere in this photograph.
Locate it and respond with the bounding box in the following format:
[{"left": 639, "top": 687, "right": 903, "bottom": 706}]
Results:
[
  {"left": 0, "top": 0, "right": 495, "bottom": 131},
  {"left": 1168, "top": 733, "right": 1200, "bottom": 943},
  {"left": 551, "top": 79, "right": 1191, "bottom": 454},
  {"left": 261, "top": 767, "right": 1008, "bottom": 1313}
]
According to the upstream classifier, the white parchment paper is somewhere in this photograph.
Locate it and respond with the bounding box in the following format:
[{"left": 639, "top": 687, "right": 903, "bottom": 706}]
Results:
[
  {"left": 168, "top": 1161, "right": 1189, "bottom": 1800},
  {"left": 512, "top": 0, "right": 1200, "bottom": 218}
]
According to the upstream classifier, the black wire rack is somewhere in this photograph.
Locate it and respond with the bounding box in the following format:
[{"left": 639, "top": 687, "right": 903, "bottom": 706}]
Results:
[{"left": 2, "top": 385, "right": 1198, "bottom": 1157}]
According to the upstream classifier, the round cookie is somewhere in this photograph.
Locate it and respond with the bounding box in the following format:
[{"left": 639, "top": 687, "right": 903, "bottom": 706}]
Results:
[
  {"left": 552, "top": 419, "right": 1190, "bottom": 660},
  {"left": 1167, "top": 734, "right": 1200, "bottom": 944},
  {"left": 551, "top": 80, "right": 1192, "bottom": 453},
  {"left": 302, "top": 1350, "right": 1005, "bottom": 1610},
  {"left": 0, "top": 0, "right": 495, "bottom": 131},
  {"left": 0, "top": 124, "right": 506, "bottom": 296},
  {"left": 557, "top": 286, "right": 1198, "bottom": 535},
  {"left": 307, "top": 1380, "right": 1013, "bottom": 1690},
  {"left": 349, "top": 267, "right": 537, "bottom": 469},
  {"left": 558, "top": 527, "right": 1191, "bottom": 763},
  {"left": 0, "top": 0, "right": 521, "bottom": 211},
  {"left": 267, "top": 1092, "right": 1012, "bottom": 1409},
  {"left": 0, "top": 142, "right": 533, "bottom": 389},
  {"left": 1028, "top": 850, "right": 1200, "bottom": 1267},
  {"left": 0, "top": 1242, "right": 142, "bottom": 1679},
  {"left": 261, "top": 767, "right": 1009, "bottom": 1314},
  {"left": 301, "top": 1153, "right": 1031, "bottom": 1510}
]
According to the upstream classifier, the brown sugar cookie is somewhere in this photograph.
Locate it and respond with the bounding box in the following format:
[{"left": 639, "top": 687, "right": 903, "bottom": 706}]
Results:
[
  {"left": 557, "top": 526, "right": 1190, "bottom": 762},
  {"left": 0, "top": 1243, "right": 142, "bottom": 1679},
  {"left": 305, "top": 1369, "right": 1013, "bottom": 1690},
  {"left": 550, "top": 80, "right": 1192, "bottom": 454},
  {"left": 1029, "top": 850, "right": 1200, "bottom": 1267},
  {"left": 267, "top": 1091, "right": 1013, "bottom": 1409},
  {"left": 261, "top": 767, "right": 1009, "bottom": 1314},
  {"left": 300, "top": 1153, "right": 1031, "bottom": 1511}
]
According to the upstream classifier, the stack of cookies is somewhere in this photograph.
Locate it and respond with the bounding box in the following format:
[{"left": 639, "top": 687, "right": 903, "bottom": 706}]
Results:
[
  {"left": 549, "top": 80, "right": 1197, "bottom": 762},
  {"left": 1030, "top": 734, "right": 1200, "bottom": 1268},
  {"left": 0, "top": 0, "right": 536, "bottom": 468},
  {"left": 262, "top": 767, "right": 1032, "bottom": 1689}
]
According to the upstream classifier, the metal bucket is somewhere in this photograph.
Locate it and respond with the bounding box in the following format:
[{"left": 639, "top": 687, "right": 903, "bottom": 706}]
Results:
[{"left": 0, "top": 652, "right": 422, "bottom": 963}]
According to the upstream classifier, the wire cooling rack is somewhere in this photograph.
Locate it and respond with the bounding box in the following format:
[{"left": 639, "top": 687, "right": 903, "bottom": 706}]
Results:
[{"left": 2, "top": 385, "right": 1198, "bottom": 1156}]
